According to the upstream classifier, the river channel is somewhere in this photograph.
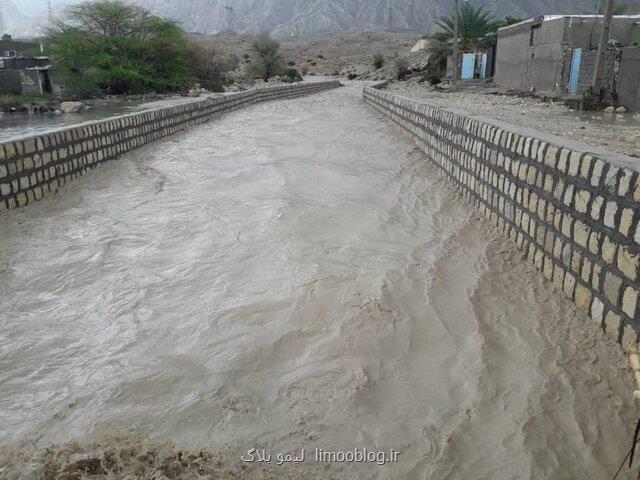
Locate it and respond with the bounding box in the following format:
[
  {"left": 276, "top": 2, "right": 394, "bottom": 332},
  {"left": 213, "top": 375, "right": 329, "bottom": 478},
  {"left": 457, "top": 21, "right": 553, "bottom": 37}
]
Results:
[{"left": 0, "top": 82, "right": 636, "bottom": 479}]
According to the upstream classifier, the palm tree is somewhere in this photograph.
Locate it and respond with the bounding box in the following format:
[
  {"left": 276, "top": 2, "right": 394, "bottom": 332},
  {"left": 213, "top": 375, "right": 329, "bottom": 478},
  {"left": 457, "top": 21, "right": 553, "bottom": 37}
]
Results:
[
  {"left": 434, "top": 3, "right": 497, "bottom": 51},
  {"left": 427, "top": 3, "right": 497, "bottom": 67}
]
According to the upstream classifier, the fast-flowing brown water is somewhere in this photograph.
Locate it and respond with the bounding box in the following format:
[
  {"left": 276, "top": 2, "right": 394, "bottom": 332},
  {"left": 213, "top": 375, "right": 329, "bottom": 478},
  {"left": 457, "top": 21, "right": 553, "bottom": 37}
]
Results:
[{"left": 0, "top": 83, "right": 637, "bottom": 479}]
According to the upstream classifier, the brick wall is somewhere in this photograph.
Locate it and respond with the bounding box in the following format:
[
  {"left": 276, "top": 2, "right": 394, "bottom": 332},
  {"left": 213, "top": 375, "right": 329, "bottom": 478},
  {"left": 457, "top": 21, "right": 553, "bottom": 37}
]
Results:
[
  {"left": 363, "top": 85, "right": 640, "bottom": 351},
  {"left": 0, "top": 81, "right": 340, "bottom": 211}
]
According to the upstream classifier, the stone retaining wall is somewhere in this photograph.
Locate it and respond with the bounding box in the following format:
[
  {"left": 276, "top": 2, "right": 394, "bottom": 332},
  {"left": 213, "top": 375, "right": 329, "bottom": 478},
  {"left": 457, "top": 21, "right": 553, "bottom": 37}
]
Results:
[
  {"left": 364, "top": 85, "right": 640, "bottom": 350},
  {"left": 0, "top": 80, "right": 340, "bottom": 211}
]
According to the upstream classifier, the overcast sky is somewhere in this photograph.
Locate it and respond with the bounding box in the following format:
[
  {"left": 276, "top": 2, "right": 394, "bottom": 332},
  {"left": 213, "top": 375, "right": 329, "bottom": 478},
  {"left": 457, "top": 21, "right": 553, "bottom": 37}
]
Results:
[{"left": 16, "top": 0, "right": 79, "bottom": 16}]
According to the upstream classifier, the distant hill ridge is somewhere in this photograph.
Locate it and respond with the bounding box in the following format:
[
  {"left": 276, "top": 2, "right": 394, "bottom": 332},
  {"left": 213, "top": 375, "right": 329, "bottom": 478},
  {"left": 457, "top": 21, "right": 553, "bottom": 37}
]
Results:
[{"left": 2, "top": 0, "right": 636, "bottom": 41}]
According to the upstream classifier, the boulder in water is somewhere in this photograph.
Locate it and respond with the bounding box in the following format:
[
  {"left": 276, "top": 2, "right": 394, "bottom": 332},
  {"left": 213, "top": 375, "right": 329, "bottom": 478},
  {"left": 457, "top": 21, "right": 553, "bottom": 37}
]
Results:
[{"left": 60, "top": 101, "right": 87, "bottom": 113}]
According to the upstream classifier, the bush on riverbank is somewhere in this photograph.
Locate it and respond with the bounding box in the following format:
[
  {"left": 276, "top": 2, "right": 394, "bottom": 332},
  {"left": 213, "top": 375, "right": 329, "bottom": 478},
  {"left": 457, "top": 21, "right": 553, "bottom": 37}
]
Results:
[
  {"left": 246, "top": 33, "right": 284, "bottom": 82},
  {"left": 46, "top": 1, "right": 192, "bottom": 97},
  {"left": 187, "top": 42, "right": 239, "bottom": 92},
  {"left": 281, "top": 67, "right": 303, "bottom": 82}
]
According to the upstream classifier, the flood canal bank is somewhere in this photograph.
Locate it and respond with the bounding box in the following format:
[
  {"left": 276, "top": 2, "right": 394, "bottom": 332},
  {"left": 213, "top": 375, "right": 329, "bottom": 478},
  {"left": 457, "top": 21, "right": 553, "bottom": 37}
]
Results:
[{"left": 0, "top": 82, "right": 637, "bottom": 479}]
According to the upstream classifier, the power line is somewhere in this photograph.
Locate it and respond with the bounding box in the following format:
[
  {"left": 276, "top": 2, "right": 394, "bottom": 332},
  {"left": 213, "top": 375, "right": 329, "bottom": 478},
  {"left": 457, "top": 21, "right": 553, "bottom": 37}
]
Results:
[{"left": 224, "top": 5, "right": 236, "bottom": 31}]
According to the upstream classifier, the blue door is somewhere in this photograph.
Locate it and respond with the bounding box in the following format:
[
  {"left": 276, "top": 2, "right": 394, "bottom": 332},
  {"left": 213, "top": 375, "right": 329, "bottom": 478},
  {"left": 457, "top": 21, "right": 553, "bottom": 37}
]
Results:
[
  {"left": 569, "top": 48, "right": 582, "bottom": 94},
  {"left": 480, "top": 53, "right": 488, "bottom": 79},
  {"left": 461, "top": 53, "right": 475, "bottom": 79}
]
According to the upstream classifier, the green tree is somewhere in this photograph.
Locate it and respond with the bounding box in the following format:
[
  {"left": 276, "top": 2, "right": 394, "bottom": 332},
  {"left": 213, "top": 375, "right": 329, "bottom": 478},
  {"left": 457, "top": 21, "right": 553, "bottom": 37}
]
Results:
[
  {"left": 47, "top": 0, "right": 191, "bottom": 96},
  {"left": 246, "top": 33, "right": 282, "bottom": 82},
  {"left": 427, "top": 4, "right": 505, "bottom": 68},
  {"left": 494, "top": 16, "right": 523, "bottom": 30},
  {"left": 595, "top": 1, "right": 630, "bottom": 14},
  {"left": 434, "top": 3, "right": 497, "bottom": 50}
]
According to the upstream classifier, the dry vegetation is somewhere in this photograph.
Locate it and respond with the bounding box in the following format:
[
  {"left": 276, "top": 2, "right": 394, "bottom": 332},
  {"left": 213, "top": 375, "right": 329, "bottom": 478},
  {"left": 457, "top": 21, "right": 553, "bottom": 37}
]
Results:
[{"left": 188, "top": 31, "right": 429, "bottom": 83}]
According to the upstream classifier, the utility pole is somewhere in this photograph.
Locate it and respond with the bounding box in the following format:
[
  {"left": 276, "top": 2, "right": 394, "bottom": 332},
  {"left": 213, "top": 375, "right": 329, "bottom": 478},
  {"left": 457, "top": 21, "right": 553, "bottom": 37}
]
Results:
[
  {"left": 592, "top": 0, "right": 614, "bottom": 92},
  {"left": 224, "top": 5, "right": 236, "bottom": 32},
  {"left": 452, "top": 0, "right": 460, "bottom": 86}
]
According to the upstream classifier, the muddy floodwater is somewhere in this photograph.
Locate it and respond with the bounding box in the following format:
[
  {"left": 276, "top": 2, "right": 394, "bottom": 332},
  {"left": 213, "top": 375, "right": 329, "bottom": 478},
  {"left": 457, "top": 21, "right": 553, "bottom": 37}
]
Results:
[
  {"left": 0, "top": 95, "right": 217, "bottom": 143},
  {"left": 0, "top": 83, "right": 637, "bottom": 479}
]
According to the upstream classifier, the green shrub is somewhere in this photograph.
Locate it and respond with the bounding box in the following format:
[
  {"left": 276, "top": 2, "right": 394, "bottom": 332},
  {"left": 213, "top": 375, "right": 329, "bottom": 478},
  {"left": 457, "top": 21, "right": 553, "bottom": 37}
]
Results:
[
  {"left": 281, "top": 67, "right": 302, "bottom": 82},
  {"left": 394, "top": 57, "right": 410, "bottom": 80},
  {"left": 422, "top": 66, "right": 445, "bottom": 85},
  {"left": 372, "top": 53, "right": 384, "bottom": 69}
]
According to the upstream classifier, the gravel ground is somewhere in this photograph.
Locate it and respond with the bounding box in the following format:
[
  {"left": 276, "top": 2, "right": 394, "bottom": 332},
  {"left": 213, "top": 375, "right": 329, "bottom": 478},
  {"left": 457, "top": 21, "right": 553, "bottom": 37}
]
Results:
[
  {"left": 385, "top": 79, "right": 640, "bottom": 158},
  {"left": 192, "top": 31, "right": 427, "bottom": 81}
]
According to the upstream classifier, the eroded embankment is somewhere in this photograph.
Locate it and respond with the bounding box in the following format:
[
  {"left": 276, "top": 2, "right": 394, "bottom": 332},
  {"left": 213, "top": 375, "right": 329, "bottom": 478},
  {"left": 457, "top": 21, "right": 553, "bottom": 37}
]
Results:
[{"left": 0, "top": 83, "right": 637, "bottom": 479}]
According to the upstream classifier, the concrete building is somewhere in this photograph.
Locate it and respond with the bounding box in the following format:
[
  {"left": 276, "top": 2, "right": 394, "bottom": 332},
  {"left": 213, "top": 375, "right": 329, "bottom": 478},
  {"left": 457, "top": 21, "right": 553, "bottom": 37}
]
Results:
[
  {"left": 618, "top": 46, "right": 640, "bottom": 110},
  {"left": 0, "top": 38, "right": 54, "bottom": 95},
  {"left": 0, "top": 39, "right": 39, "bottom": 58},
  {"left": 494, "top": 14, "right": 640, "bottom": 108}
]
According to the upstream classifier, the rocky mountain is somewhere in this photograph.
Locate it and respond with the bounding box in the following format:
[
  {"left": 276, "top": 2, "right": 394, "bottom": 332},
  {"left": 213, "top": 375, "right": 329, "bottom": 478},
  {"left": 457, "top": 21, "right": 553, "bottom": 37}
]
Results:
[
  {"left": 1, "top": 0, "right": 26, "bottom": 34},
  {"left": 2, "top": 0, "right": 635, "bottom": 41},
  {"left": 129, "top": 0, "right": 607, "bottom": 40}
]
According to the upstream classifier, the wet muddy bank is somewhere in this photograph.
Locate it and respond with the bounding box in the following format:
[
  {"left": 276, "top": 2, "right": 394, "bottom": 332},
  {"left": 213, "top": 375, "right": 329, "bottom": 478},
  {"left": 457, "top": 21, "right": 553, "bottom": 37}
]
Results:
[{"left": 0, "top": 431, "right": 342, "bottom": 480}]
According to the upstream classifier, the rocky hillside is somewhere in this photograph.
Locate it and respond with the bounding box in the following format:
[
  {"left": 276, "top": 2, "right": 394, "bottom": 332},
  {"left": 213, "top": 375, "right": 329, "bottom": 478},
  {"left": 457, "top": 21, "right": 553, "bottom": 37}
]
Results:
[
  {"left": 0, "top": 0, "right": 28, "bottom": 34},
  {"left": 193, "top": 30, "right": 427, "bottom": 80},
  {"left": 4, "top": 0, "right": 635, "bottom": 41},
  {"left": 120, "top": 0, "right": 627, "bottom": 40}
]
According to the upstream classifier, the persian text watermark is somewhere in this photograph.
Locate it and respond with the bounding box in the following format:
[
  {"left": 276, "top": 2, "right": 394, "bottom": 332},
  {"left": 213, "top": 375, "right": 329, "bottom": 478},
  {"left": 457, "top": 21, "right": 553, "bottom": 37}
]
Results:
[{"left": 241, "top": 447, "right": 400, "bottom": 466}]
